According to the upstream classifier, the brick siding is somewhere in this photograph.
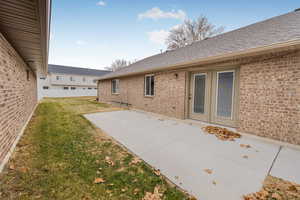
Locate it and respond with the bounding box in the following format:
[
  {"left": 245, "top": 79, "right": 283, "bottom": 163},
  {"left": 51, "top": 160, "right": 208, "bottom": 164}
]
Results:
[
  {"left": 99, "top": 70, "right": 187, "bottom": 119},
  {"left": 98, "top": 50, "right": 300, "bottom": 145},
  {"left": 0, "top": 33, "right": 37, "bottom": 167},
  {"left": 239, "top": 50, "right": 300, "bottom": 145}
]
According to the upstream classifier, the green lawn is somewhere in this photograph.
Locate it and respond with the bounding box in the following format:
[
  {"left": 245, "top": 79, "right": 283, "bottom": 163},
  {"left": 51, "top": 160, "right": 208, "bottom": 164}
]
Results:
[{"left": 0, "top": 97, "right": 189, "bottom": 200}]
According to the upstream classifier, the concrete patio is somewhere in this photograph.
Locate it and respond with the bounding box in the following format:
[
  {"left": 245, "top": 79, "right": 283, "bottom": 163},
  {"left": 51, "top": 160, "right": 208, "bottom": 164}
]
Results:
[{"left": 85, "top": 110, "right": 300, "bottom": 200}]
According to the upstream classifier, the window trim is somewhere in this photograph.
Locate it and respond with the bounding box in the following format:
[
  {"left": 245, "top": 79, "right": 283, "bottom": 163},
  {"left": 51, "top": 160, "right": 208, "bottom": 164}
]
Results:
[
  {"left": 144, "top": 74, "right": 155, "bottom": 97},
  {"left": 111, "top": 79, "right": 120, "bottom": 94}
]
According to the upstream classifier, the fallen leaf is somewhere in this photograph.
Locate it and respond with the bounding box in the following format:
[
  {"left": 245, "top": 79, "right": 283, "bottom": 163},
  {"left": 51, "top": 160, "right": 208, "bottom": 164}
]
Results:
[
  {"left": 271, "top": 192, "right": 282, "bottom": 200},
  {"left": 19, "top": 167, "right": 28, "bottom": 173},
  {"left": 9, "top": 164, "right": 15, "bottom": 170},
  {"left": 212, "top": 180, "right": 217, "bottom": 185},
  {"left": 105, "top": 156, "right": 115, "bottom": 166},
  {"left": 203, "top": 126, "right": 241, "bottom": 141},
  {"left": 94, "top": 178, "right": 105, "bottom": 184},
  {"left": 240, "top": 144, "right": 251, "bottom": 148},
  {"left": 142, "top": 186, "right": 163, "bottom": 200},
  {"left": 204, "top": 169, "right": 213, "bottom": 174},
  {"left": 154, "top": 169, "right": 161, "bottom": 176},
  {"left": 131, "top": 157, "right": 142, "bottom": 165},
  {"left": 134, "top": 188, "right": 140, "bottom": 195},
  {"left": 189, "top": 196, "right": 197, "bottom": 200}
]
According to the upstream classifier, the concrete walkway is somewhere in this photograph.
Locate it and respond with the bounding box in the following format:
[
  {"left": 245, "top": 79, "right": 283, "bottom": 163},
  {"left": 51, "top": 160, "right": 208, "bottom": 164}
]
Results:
[{"left": 84, "top": 110, "right": 300, "bottom": 200}]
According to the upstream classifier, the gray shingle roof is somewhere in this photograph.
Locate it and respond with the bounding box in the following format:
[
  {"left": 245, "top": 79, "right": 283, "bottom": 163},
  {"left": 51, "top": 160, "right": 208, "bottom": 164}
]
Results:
[
  {"left": 99, "top": 10, "right": 300, "bottom": 80},
  {"left": 48, "top": 64, "right": 110, "bottom": 76}
]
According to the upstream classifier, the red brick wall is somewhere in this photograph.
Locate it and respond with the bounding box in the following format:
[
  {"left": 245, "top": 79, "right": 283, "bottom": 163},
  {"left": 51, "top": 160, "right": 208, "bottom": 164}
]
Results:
[
  {"left": 239, "top": 51, "right": 300, "bottom": 145},
  {"left": 0, "top": 33, "right": 37, "bottom": 168},
  {"left": 99, "top": 70, "right": 187, "bottom": 119}
]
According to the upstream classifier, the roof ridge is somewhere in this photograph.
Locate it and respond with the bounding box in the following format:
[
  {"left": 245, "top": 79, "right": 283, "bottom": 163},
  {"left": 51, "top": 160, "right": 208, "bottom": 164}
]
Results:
[
  {"left": 110, "top": 11, "right": 297, "bottom": 75},
  {"left": 48, "top": 64, "right": 110, "bottom": 72}
]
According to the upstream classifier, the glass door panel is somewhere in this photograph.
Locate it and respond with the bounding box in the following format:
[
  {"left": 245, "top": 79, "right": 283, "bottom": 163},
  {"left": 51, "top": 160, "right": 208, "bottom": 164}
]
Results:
[
  {"left": 193, "top": 74, "right": 206, "bottom": 114},
  {"left": 216, "top": 71, "right": 234, "bottom": 118}
]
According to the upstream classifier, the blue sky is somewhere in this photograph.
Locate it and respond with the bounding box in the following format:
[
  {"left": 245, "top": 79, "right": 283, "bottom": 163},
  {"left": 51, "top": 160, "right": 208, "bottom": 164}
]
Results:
[{"left": 49, "top": 0, "right": 299, "bottom": 70}]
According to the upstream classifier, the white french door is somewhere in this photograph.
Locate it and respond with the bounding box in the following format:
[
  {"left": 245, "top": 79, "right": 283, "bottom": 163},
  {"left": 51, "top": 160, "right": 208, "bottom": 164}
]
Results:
[{"left": 189, "top": 69, "right": 238, "bottom": 127}]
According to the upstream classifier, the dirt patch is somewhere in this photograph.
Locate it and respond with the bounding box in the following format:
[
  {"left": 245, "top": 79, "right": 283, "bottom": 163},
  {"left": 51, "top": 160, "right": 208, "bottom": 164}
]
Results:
[{"left": 203, "top": 126, "right": 241, "bottom": 141}]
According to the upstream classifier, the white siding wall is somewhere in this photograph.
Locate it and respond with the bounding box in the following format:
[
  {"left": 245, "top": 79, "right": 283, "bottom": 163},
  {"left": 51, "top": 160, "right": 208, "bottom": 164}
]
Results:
[{"left": 38, "top": 73, "right": 99, "bottom": 100}]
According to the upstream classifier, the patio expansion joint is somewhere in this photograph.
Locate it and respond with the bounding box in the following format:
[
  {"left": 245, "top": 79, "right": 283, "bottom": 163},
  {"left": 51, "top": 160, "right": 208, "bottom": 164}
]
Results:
[{"left": 267, "top": 146, "right": 282, "bottom": 175}]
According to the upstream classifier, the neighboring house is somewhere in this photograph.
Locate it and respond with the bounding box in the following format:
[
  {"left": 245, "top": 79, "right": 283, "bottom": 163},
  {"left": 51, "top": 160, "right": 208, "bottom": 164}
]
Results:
[
  {"left": 97, "top": 10, "right": 300, "bottom": 145},
  {"left": 38, "top": 64, "right": 110, "bottom": 100},
  {"left": 0, "top": 1, "right": 51, "bottom": 170}
]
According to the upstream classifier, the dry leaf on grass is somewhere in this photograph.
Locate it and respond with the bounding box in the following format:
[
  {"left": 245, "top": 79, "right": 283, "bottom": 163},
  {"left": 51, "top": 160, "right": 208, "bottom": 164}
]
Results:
[
  {"left": 203, "top": 169, "right": 213, "bottom": 174},
  {"left": 134, "top": 188, "right": 140, "bottom": 195},
  {"left": 154, "top": 169, "right": 161, "bottom": 176},
  {"left": 94, "top": 178, "right": 105, "bottom": 184},
  {"left": 19, "top": 167, "right": 28, "bottom": 173},
  {"left": 131, "top": 157, "right": 142, "bottom": 165},
  {"left": 9, "top": 164, "right": 15, "bottom": 170},
  {"left": 203, "top": 126, "right": 241, "bottom": 141},
  {"left": 105, "top": 156, "right": 115, "bottom": 166},
  {"left": 142, "top": 186, "right": 163, "bottom": 200}
]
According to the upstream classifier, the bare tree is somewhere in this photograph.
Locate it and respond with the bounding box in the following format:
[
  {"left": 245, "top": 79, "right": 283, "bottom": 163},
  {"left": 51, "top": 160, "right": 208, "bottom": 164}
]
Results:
[
  {"left": 166, "top": 16, "right": 224, "bottom": 50},
  {"left": 105, "top": 59, "right": 131, "bottom": 71}
]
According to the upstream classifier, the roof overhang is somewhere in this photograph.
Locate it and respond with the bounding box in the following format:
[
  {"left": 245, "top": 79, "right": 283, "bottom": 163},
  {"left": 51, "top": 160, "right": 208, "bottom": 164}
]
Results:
[
  {"left": 98, "top": 39, "right": 300, "bottom": 81},
  {"left": 0, "top": 0, "right": 51, "bottom": 76}
]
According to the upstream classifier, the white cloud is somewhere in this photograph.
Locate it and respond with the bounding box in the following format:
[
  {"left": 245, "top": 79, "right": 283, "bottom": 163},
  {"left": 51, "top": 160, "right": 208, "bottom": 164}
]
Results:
[
  {"left": 147, "top": 30, "right": 170, "bottom": 45},
  {"left": 76, "top": 40, "right": 87, "bottom": 45},
  {"left": 138, "top": 7, "right": 186, "bottom": 20},
  {"left": 96, "top": 1, "right": 106, "bottom": 6}
]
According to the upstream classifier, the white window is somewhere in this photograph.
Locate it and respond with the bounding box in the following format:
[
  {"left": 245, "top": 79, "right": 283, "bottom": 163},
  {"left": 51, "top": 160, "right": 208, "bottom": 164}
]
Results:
[
  {"left": 71, "top": 87, "right": 76, "bottom": 90},
  {"left": 43, "top": 86, "right": 49, "bottom": 90},
  {"left": 56, "top": 76, "right": 61, "bottom": 80},
  {"left": 93, "top": 80, "right": 97, "bottom": 83},
  {"left": 70, "top": 76, "right": 75, "bottom": 81},
  {"left": 111, "top": 79, "right": 119, "bottom": 94},
  {"left": 144, "top": 75, "right": 154, "bottom": 96},
  {"left": 63, "top": 87, "right": 69, "bottom": 90},
  {"left": 83, "top": 77, "right": 86, "bottom": 82}
]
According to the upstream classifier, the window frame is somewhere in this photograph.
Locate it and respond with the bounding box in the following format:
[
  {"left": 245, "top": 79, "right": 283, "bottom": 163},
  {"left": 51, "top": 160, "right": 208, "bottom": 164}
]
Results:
[
  {"left": 111, "top": 79, "right": 120, "bottom": 94},
  {"left": 144, "top": 74, "right": 155, "bottom": 97}
]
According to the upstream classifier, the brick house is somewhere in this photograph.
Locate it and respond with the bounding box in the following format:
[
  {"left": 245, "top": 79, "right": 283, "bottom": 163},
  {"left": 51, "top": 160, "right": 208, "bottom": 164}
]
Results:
[
  {"left": 97, "top": 10, "right": 300, "bottom": 145},
  {"left": 0, "top": 1, "right": 51, "bottom": 171}
]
